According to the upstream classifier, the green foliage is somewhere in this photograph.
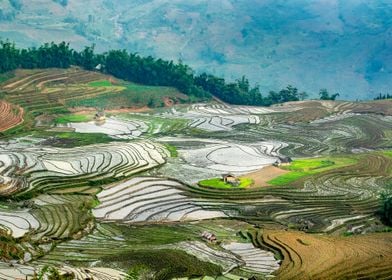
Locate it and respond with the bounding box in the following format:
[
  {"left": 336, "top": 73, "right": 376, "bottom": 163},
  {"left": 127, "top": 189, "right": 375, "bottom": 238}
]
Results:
[
  {"left": 286, "top": 159, "right": 336, "bottom": 172},
  {"left": 0, "top": 39, "right": 311, "bottom": 106},
  {"left": 382, "top": 150, "right": 392, "bottom": 158},
  {"left": 199, "top": 177, "right": 253, "bottom": 189},
  {"left": 374, "top": 93, "right": 392, "bottom": 100},
  {"left": 102, "top": 249, "right": 222, "bottom": 280},
  {"left": 319, "top": 88, "right": 340, "bottom": 100},
  {"left": 0, "top": 71, "right": 15, "bottom": 84},
  {"left": 33, "top": 265, "right": 74, "bottom": 280},
  {"left": 266, "top": 85, "right": 307, "bottom": 105}
]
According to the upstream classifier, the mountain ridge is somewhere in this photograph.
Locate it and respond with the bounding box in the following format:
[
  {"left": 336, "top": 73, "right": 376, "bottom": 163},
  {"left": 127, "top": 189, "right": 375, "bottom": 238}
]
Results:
[{"left": 0, "top": 0, "right": 392, "bottom": 100}]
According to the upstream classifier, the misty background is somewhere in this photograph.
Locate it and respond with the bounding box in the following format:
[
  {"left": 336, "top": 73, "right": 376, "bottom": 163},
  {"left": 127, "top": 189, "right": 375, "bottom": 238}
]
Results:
[{"left": 0, "top": 0, "right": 391, "bottom": 100}]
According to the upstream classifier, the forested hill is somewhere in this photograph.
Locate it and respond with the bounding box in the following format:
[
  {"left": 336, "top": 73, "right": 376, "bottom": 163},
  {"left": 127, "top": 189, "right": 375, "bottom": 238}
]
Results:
[
  {"left": 0, "top": 41, "right": 311, "bottom": 106},
  {"left": 0, "top": 0, "right": 391, "bottom": 100}
]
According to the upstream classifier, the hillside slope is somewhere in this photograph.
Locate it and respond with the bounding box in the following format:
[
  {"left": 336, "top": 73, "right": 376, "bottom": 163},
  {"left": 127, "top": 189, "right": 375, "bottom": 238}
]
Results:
[{"left": 0, "top": 0, "right": 391, "bottom": 99}]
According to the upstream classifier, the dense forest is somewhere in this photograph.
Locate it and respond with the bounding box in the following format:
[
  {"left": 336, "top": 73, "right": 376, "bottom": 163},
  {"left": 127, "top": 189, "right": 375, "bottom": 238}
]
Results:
[{"left": 0, "top": 40, "right": 311, "bottom": 106}]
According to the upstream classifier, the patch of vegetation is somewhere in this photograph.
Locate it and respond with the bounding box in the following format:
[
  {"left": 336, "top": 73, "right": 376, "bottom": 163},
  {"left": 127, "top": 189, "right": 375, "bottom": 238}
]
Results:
[
  {"left": 164, "top": 144, "right": 178, "bottom": 157},
  {"left": 66, "top": 84, "right": 184, "bottom": 109},
  {"left": 0, "top": 40, "right": 314, "bottom": 106},
  {"left": 0, "top": 71, "right": 15, "bottom": 84},
  {"left": 102, "top": 249, "right": 222, "bottom": 280},
  {"left": 382, "top": 150, "right": 392, "bottom": 158},
  {"left": 0, "top": 230, "right": 24, "bottom": 261},
  {"left": 119, "top": 224, "right": 197, "bottom": 245},
  {"left": 199, "top": 177, "right": 253, "bottom": 189},
  {"left": 54, "top": 114, "right": 91, "bottom": 124},
  {"left": 285, "top": 159, "right": 336, "bottom": 171},
  {"left": 319, "top": 88, "right": 340, "bottom": 100},
  {"left": 33, "top": 265, "right": 73, "bottom": 280},
  {"left": 374, "top": 93, "right": 392, "bottom": 100},
  {"left": 36, "top": 131, "right": 114, "bottom": 147},
  {"left": 268, "top": 157, "right": 357, "bottom": 186},
  {"left": 87, "top": 79, "right": 112, "bottom": 87}
]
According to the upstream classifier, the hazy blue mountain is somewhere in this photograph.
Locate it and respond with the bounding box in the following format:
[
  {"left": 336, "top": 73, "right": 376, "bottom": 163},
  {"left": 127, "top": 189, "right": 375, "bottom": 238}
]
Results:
[{"left": 1, "top": 0, "right": 391, "bottom": 99}]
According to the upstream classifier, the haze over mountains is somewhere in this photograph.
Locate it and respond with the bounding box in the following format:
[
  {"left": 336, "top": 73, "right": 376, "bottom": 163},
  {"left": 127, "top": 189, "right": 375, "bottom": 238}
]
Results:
[{"left": 0, "top": 0, "right": 391, "bottom": 100}]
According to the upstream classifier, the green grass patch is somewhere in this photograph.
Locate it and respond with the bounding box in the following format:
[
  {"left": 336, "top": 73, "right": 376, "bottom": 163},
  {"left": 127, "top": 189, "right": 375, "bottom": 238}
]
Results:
[
  {"left": 54, "top": 114, "right": 91, "bottom": 124},
  {"left": 88, "top": 80, "right": 113, "bottom": 87},
  {"left": 268, "top": 157, "right": 358, "bottom": 186},
  {"left": 163, "top": 144, "right": 178, "bottom": 157},
  {"left": 382, "top": 150, "right": 392, "bottom": 158},
  {"left": 102, "top": 249, "right": 222, "bottom": 280},
  {"left": 199, "top": 177, "right": 253, "bottom": 189}
]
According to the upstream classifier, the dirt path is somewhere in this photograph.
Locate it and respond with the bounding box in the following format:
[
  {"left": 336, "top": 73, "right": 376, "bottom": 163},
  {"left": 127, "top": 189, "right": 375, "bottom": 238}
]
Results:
[{"left": 241, "top": 165, "right": 288, "bottom": 187}]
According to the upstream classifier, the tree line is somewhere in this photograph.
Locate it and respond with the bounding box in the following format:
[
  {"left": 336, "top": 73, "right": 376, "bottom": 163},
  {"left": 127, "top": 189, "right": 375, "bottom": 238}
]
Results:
[
  {"left": 0, "top": 40, "right": 339, "bottom": 106},
  {"left": 374, "top": 93, "right": 392, "bottom": 100}
]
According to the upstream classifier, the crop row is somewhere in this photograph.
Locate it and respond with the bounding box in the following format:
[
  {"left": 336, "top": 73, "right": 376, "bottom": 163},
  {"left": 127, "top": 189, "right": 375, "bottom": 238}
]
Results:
[
  {"left": 0, "top": 141, "right": 169, "bottom": 196},
  {"left": 254, "top": 230, "right": 392, "bottom": 280},
  {"left": 93, "top": 177, "right": 226, "bottom": 223},
  {"left": 0, "top": 101, "right": 24, "bottom": 132}
]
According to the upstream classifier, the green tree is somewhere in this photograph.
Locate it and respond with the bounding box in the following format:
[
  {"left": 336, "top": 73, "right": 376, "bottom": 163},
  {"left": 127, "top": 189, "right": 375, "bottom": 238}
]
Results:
[{"left": 319, "top": 89, "right": 340, "bottom": 100}]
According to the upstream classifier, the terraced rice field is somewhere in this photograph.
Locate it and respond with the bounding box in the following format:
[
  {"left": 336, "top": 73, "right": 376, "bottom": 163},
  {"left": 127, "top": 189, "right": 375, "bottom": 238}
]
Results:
[
  {"left": 0, "top": 209, "right": 38, "bottom": 238},
  {"left": 1, "top": 68, "right": 122, "bottom": 115},
  {"left": 221, "top": 242, "right": 280, "bottom": 274},
  {"left": 162, "top": 103, "right": 297, "bottom": 132},
  {"left": 0, "top": 140, "right": 169, "bottom": 196},
  {"left": 60, "top": 116, "right": 148, "bottom": 139},
  {"left": 0, "top": 100, "right": 23, "bottom": 132},
  {"left": 253, "top": 230, "right": 392, "bottom": 280},
  {"left": 93, "top": 177, "right": 226, "bottom": 223},
  {"left": 0, "top": 70, "right": 391, "bottom": 279}
]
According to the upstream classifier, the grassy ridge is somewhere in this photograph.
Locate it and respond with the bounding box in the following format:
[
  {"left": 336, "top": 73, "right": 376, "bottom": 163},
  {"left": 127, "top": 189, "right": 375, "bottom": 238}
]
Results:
[{"left": 67, "top": 83, "right": 187, "bottom": 109}]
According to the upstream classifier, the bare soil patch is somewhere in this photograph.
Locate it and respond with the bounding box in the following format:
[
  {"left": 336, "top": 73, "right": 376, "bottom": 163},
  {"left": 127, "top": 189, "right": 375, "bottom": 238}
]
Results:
[{"left": 241, "top": 165, "right": 288, "bottom": 187}]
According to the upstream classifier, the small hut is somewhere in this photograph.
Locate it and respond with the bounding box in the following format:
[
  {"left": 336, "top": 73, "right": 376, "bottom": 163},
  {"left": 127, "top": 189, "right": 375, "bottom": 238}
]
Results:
[
  {"left": 222, "top": 174, "right": 240, "bottom": 186},
  {"left": 273, "top": 156, "right": 293, "bottom": 167},
  {"left": 94, "top": 110, "right": 106, "bottom": 122},
  {"left": 201, "top": 231, "right": 217, "bottom": 242}
]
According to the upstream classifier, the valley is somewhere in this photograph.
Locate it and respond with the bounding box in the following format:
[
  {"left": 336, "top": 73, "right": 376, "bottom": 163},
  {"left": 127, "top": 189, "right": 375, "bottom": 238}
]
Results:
[{"left": 0, "top": 68, "right": 391, "bottom": 279}]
